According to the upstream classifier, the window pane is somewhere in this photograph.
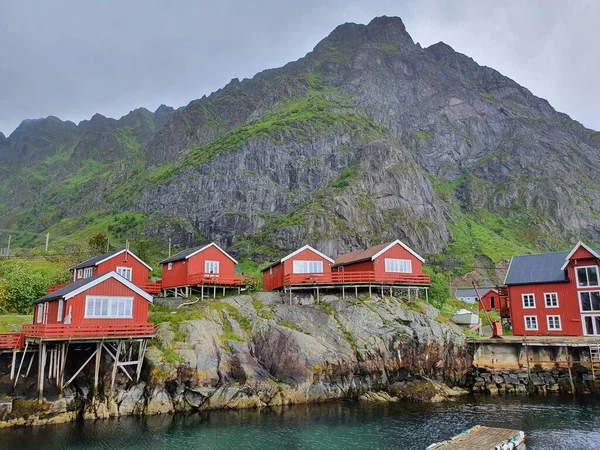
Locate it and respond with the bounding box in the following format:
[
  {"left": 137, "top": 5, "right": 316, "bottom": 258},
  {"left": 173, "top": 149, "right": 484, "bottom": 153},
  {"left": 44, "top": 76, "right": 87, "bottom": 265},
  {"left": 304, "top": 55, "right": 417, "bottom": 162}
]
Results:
[
  {"left": 110, "top": 299, "right": 118, "bottom": 316},
  {"left": 577, "top": 268, "right": 588, "bottom": 286},
  {"left": 592, "top": 292, "right": 600, "bottom": 311},
  {"left": 588, "top": 268, "right": 599, "bottom": 286},
  {"left": 101, "top": 299, "right": 109, "bottom": 316},
  {"left": 595, "top": 317, "right": 600, "bottom": 336},
  {"left": 581, "top": 293, "right": 591, "bottom": 311},
  {"left": 585, "top": 316, "right": 594, "bottom": 334},
  {"left": 125, "top": 299, "right": 132, "bottom": 317}
]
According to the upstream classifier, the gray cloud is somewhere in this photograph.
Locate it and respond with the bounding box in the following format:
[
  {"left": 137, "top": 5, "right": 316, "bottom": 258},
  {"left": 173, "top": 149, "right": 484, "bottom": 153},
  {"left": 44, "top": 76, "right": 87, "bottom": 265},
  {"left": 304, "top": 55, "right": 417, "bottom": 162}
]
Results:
[{"left": 0, "top": 0, "right": 598, "bottom": 135}]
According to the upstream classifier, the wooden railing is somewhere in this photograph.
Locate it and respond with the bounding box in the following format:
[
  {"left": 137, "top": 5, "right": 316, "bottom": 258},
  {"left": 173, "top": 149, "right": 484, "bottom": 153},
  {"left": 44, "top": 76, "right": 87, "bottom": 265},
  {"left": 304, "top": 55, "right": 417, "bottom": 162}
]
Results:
[
  {"left": 21, "top": 323, "right": 155, "bottom": 339},
  {"left": 140, "top": 282, "right": 162, "bottom": 294},
  {"left": 47, "top": 282, "right": 69, "bottom": 294},
  {"left": 188, "top": 273, "right": 256, "bottom": 287},
  {"left": 0, "top": 333, "right": 25, "bottom": 349},
  {"left": 283, "top": 271, "right": 431, "bottom": 286}
]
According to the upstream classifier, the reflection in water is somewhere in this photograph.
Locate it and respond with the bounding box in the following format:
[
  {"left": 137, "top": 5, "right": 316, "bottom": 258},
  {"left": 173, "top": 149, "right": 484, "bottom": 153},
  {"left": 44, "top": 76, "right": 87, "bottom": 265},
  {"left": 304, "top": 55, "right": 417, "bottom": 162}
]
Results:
[{"left": 2, "top": 396, "right": 600, "bottom": 450}]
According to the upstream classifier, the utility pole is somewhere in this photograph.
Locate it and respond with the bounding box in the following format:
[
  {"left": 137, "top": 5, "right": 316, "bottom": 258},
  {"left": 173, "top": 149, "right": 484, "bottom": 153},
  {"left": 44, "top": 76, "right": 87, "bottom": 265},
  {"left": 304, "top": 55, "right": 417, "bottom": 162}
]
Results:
[
  {"left": 7, "top": 234, "right": 11, "bottom": 256},
  {"left": 45, "top": 233, "right": 50, "bottom": 253},
  {"left": 168, "top": 238, "right": 171, "bottom": 257}
]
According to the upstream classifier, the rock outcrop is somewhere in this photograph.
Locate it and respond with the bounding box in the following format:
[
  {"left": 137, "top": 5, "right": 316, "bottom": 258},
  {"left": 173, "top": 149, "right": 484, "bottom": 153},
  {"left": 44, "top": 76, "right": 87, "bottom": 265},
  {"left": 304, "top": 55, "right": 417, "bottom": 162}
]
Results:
[{"left": 0, "top": 293, "right": 471, "bottom": 426}]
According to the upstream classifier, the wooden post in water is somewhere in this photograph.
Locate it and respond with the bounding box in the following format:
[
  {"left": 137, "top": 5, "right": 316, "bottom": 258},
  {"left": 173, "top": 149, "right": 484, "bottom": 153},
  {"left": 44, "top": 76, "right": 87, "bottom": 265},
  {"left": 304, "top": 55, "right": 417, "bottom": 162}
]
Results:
[
  {"left": 566, "top": 346, "right": 575, "bottom": 394},
  {"left": 38, "top": 342, "right": 47, "bottom": 401},
  {"left": 94, "top": 342, "right": 102, "bottom": 395}
]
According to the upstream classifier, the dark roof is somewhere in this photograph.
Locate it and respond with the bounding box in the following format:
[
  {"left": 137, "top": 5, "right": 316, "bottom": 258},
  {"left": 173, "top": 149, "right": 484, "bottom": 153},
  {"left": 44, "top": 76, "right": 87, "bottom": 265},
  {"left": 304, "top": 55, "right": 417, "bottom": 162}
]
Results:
[
  {"left": 71, "top": 251, "right": 118, "bottom": 270},
  {"left": 455, "top": 288, "right": 495, "bottom": 298},
  {"left": 505, "top": 251, "right": 568, "bottom": 285},
  {"left": 159, "top": 245, "right": 207, "bottom": 264},
  {"left": 332, "top": 242, "right": 391, "bottom": 268},
  {"left": 35, "top": 274, "right": 105, "bottom": 303}
]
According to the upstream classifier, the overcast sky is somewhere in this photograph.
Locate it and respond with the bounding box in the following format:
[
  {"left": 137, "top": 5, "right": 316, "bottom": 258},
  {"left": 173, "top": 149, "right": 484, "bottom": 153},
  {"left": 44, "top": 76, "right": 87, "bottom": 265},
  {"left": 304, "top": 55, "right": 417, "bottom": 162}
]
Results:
[{"left": 1, "top": 0, "right": 598, "bottom": 135}]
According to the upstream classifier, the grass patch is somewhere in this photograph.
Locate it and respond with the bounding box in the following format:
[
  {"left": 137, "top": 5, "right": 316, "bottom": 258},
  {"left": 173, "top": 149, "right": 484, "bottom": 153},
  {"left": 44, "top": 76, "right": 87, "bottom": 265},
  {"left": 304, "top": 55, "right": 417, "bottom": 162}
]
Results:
[{"left": 0, "top": 315, "right": 33, "bottom": 332}]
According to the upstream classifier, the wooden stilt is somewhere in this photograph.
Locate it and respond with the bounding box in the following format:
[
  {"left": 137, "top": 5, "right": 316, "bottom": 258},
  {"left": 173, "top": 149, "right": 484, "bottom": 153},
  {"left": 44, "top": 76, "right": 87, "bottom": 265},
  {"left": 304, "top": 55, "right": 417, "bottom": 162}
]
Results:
[
  {"left": 14, "top": 341, "right": 29, "bottom": 386},
  {"left": 110, "top": 341, "right": 123, "bottom": 396},
  {"left": 213, "top": 285, "right": 216, "bottom": 299},
  {"left": 223, "top": 287, "right": 225, "bottom": 296},
  {"left": 316, "top": 286, "right": 319, "bottom": 302},
  {"left": 26, "top": 350, "right": 35, "bottom": 377},
  {"left": 58, "top": 343, "right": 68, "bottom": 394},
  {"left": 566, "top": 347, "right": 575, "bottom": 394},
  {"left": 355, "top": 286, "right": 358, "bottom": 298},
  {"left": 10, "top": 350, "right": 17, "bottom": 381},
  {"left": 136, "top": 339, "right": 147, "bottom": 382},
  {"left": 94, "top": 342, "right": 102, "bottom": 395},
  {"left": 369, "top": 285, "right": 372, "bottom": 298},
  {"left": 381, "top": 285, "right": 383, "bottom": 298},
  {"left": 38, "top": 342, "right": 47, "bottom": 401},
  {"left": 342, "top": 286, "right": 345, "bottom": 300},
  {"left": 425, "top": 288, "right": 429, "bottom": 303}
]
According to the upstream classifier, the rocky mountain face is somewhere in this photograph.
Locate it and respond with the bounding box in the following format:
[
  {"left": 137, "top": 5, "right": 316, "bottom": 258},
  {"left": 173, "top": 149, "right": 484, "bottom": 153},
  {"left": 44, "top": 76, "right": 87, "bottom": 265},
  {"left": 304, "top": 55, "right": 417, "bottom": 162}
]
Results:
[
  {"left": 1, "top": 16, "right": 599, "bottom": 271},
  {"left": 0, "top": 293, "right": 470, "bottom": 426}
]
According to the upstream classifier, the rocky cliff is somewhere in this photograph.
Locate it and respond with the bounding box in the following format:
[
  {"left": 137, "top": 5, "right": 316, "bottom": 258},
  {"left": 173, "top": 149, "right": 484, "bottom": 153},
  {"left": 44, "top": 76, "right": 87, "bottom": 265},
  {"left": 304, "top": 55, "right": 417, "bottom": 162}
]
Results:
[
  {"left": 0, "top": 293, "right": 470, "bottom": 426},
  {"left": 1, "top": 16, "right": 599, "bottom": 274}
]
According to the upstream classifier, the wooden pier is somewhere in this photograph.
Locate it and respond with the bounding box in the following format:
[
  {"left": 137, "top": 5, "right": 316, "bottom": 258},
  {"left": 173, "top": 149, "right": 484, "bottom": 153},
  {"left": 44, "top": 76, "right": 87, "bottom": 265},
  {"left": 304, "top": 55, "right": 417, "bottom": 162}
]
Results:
[{"left": 428, "top": 425, "right": 525, "bottom": 450}]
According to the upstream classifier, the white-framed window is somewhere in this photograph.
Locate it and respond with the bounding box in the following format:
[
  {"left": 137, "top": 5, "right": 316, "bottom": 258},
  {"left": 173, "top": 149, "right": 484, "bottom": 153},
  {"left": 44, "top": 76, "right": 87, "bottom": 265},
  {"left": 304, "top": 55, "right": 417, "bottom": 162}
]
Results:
[
  {"left": 576, "top": 266, "right": 599, "bottom": 288},
  {"left": 544, "top": 293, "right": 559, "bottom": 308},
  {"left": 579, "top": 291, "right": 600, "bottom": 312},
  {"left": 582, "top": 315, "right": 600, "bottom": 336},
  {"left": 36, "top": 304, "right": 44, "bottom": 323},
  {"left": 292, "top": 260, "right": 323, "bottom": 274},
  {"left": 205, "top": 260, "right": 220, "bottom": 274},
  {"left": 524, "top": 315, "right": 538, "bottom": 330},
  {"left": 384, "top": 258, "right": 412, "bottom": 273},
  {"left": 83, "top": 267, "right": 93, "bottom": 279},
  {"left": 167, "top": 262, "right": 172, "bottom": 270},
  {"left": 57, "top": 299, "right": 64, "bottom": 322},
  {"left": 85, "top": 296, "right": 133, "bottom": 318},
  {"left": 547, "top": 315, "right": 561, "bottom": 330},
  {"left": 77, "top": 269, "right": 83, "bottom": 279},
  {"left": 116, "top": 266, "right": 132, "bottom": 281},
  {"left": 522, "top": 293, "right": 536, "bottom": 309}
]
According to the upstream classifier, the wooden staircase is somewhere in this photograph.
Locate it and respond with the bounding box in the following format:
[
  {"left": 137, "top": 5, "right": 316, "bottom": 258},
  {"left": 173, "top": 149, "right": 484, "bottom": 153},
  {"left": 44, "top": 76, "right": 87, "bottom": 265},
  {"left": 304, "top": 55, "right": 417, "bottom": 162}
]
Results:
[{"left": 590, "top": 344, "right": 600, "bottom": 381}]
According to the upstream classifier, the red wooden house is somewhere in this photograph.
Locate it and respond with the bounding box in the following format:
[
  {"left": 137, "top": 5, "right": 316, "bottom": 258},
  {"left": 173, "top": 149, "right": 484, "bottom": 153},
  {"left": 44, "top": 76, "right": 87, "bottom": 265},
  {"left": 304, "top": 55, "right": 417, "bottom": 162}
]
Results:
[
  {"left": 25, "top": 271, "right": 154, "bottom": 339},
  {"left": 332, "top": 239, "right": 429, "bottom": 285},
  {"left": 478, "top": 289, "right": 502, "bottom": 311},
  {"left": 262, "top": 245, "right": 334, "bottom": 291},
  {"left": 159, "top": 242, "right": 246, "bottom": 296},
  {"left": 69, "top": 249, "right": 152, "bottom": 286},
  {"left": 505, "top": 241, "right": 600, "bottom": 336}
]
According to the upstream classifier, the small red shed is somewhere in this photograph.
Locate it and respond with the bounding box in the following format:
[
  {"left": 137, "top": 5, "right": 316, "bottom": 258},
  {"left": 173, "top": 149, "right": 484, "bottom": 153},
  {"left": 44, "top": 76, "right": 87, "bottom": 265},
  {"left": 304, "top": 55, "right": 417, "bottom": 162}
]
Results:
[
  {"left": 505, "top": 241, "right": 600, "bottom": 336},
  {"left": 478, "top": 289, "right": 502, "bottom": 312},
  {"left": 70, "top": 249, "right": 152, "bottom": 286},
  {"left": 332, "top": 239, "right": 426, "bottom": 284},
  {"left": 159, "top": 242, "right": 241, "bottom": 295},
  {"left": 32, "top": 271, "right": 153, "bottom": 335},
  {"left": 262, "top": 245, "right": 334, "bottom": 291}
]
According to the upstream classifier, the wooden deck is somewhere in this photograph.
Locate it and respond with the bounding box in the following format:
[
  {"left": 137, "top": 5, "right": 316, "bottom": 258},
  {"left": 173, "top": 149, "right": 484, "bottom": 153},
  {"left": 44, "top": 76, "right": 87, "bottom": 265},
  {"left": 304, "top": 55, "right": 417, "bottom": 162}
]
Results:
[
  {"left": 283, "top": 271, "right": 430, "bottom": 287},
  {"left": 21, "top": 323, "right": 155, "bottom": 341},
  {"left": 475, "top": 335, "right": 600, "bottom": 346},
  {"left": 428, "top": 425, "right": 525, "bottom": 450}
]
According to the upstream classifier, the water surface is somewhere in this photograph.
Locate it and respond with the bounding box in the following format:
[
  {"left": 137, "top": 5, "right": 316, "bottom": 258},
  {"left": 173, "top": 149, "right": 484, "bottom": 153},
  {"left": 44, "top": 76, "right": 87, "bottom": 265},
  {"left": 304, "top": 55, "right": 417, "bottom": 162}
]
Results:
[{"left": 2, "top": 396, "right": 599, "bottom": 449}]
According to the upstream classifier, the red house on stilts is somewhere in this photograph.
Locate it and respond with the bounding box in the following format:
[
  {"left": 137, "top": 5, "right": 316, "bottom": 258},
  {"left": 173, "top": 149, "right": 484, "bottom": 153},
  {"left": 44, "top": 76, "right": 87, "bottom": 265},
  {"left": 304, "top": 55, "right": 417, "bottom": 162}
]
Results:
[
  {"left": 261, "top": 245, "right": 334, "bottom": 291},
  {"left": 48, "top": 248, "right": 160, "bottom": 295},
  {"left": 504, "top": 241, "right": 600, "bottom": 336},
  {"left": 159, "top": 242, "right": 252, "bottom": 297}
]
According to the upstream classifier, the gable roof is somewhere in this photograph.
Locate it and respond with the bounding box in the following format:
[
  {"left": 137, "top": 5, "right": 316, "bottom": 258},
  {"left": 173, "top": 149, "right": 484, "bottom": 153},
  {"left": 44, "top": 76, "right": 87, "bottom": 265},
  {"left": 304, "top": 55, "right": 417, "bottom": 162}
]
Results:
[
  {"left": 71, "top": 249, "right": 152, "bottom": 271},
  {"left": 560, "top": 241, "right": 600, "bottom": 270},
  {"left": 332, "top": 239, "right": 424, "bottom": 268},
  {"left": 35, "top": 272, "right": 153, "bottom": 304},
  {"left": 455, "top": 288, "right": 495, "bottom": 298},
  {"left": 261, "top": 245, "right": 333, "bottom": 272},
  {"left": 505, "top": 244, "right": 600, "bottom": 286},
  {"left": 159, "top": 242, "right": 238, "bottom": 265}
]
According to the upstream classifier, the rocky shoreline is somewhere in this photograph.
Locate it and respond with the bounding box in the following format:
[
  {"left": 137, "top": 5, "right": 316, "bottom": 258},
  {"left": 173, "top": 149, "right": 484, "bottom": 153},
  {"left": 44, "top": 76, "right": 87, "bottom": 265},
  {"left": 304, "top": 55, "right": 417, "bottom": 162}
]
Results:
[{"left": 0, "top": 293, "right": 472, "bottom": 427}]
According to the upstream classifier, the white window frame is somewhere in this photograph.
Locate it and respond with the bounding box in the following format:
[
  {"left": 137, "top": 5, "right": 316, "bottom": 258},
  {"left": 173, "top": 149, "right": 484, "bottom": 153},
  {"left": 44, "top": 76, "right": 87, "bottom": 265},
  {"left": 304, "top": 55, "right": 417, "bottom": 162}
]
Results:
[
  {"left": 384, "top": 258, "right": 412, "bottom": 273},
  {"left": 582, "top": 315, "right": 600, "bottom": 336},
  {"left": 524, "top": 315, "right": 538, "bottom": 330},
  {"left": 36, "top": 304, "right": 44, "bottom": 323},
  {"left": 575, "top": 265, "right": 599, "bottom": 288},
  {"left": 292, "top": 260, "right": 324, "bottom": 274},
  {"left": 167, "top": 262, "right": 173, "bottom": 271},
  {"left": 544, "top": 292, "right": 559, "bottom": 308},
  {"left": 77, "top": 269, "right": 83, "bottom": 279},
  {"left": 546, "top": 315, "right": 561, "bottom": 330},
  {"left": 116, "top": 266, "right": 133, "bottom": 281},
  {"left": 57, "top": 299, "right": 64, "bottom": 322},
  {"left": 205, "top": 260, "right": 220, "bottom": 274},
  {"left": 83, "top": 267, "right": 93, "bottom": 279},
  {"left": 522, "top": 293, "right": 536, "bottom": 309},
  {"left": 578, "top": 290, "right": 600, "bottom": 313},
  {"left": 84, "top": 296, "right": 134, "bottom": 319}
]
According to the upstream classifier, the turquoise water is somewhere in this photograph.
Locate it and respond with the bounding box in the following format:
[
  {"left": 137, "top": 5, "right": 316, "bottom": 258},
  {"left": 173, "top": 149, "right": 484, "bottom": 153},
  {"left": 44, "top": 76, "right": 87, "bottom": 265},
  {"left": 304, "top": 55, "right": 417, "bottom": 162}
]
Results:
[{"left": 2, "top": 396, "right": 599, "bottom": 449}]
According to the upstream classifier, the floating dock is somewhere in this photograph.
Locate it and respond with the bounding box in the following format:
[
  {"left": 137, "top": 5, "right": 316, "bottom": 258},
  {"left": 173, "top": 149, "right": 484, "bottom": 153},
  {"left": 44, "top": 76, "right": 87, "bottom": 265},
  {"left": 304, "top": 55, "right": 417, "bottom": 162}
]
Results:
[{"left": 427, "top": 425, "right": 525, "bottom": 450}]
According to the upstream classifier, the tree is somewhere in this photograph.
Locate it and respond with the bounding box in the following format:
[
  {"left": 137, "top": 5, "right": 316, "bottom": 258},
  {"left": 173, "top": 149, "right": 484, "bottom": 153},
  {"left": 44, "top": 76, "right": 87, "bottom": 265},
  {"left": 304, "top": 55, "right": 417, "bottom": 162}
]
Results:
[
  {"left": 423, "top": 266, "right": 451, "bottom": 310},
  {"left": 88, "top": 233, "right": 110, "bottom": 255},
  {"left": 0, "top": 259, "right": 48, "bottom": 313}
]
